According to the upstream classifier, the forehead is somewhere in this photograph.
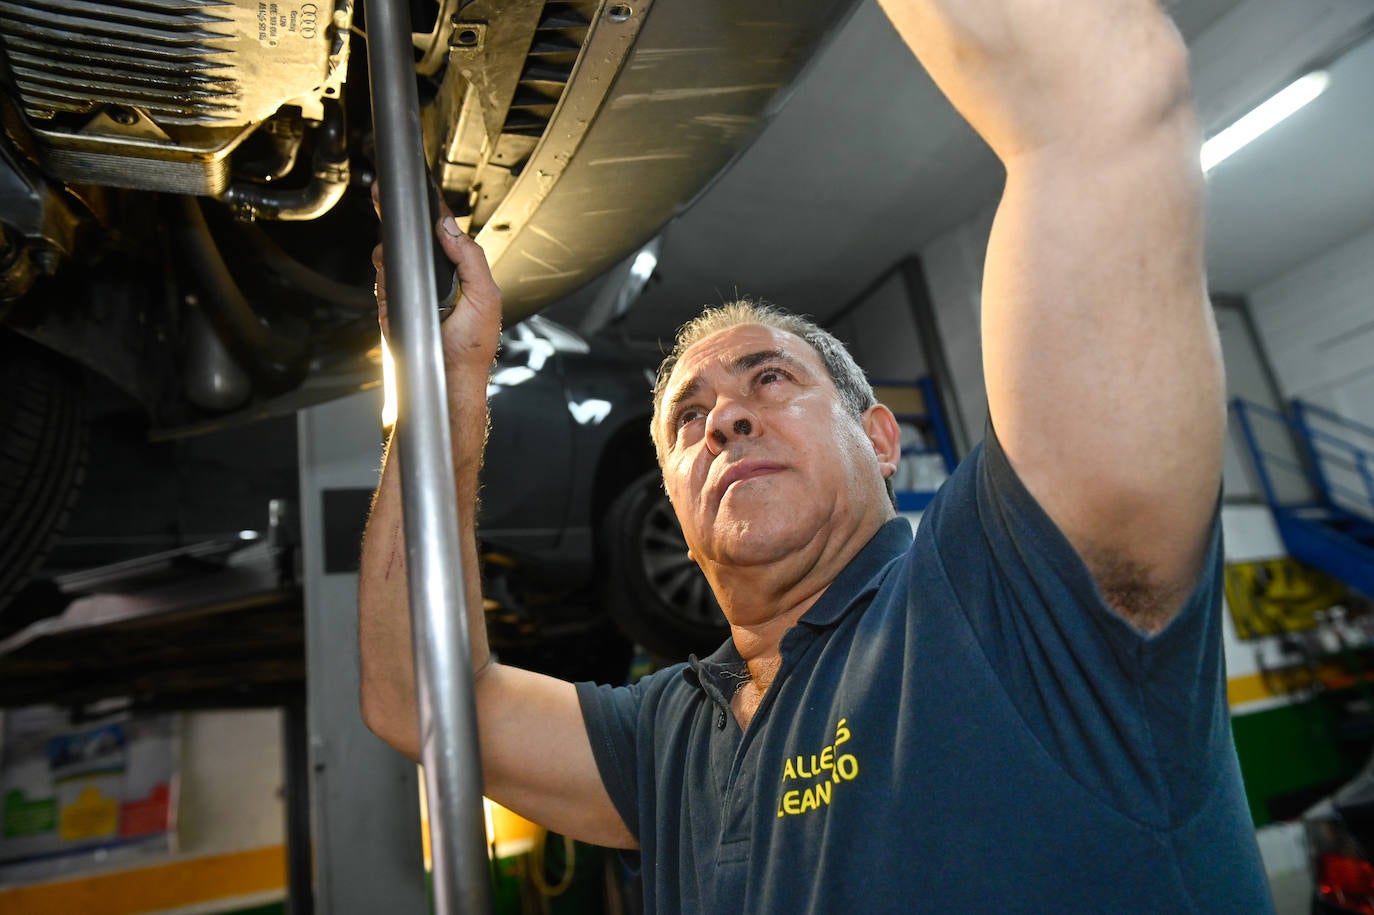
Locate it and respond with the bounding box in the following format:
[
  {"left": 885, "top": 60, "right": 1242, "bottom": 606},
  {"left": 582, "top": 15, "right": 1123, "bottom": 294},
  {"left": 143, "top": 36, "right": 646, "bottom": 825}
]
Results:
[{"left": 667, "top": 323, "right": 822, "bottom": 388}]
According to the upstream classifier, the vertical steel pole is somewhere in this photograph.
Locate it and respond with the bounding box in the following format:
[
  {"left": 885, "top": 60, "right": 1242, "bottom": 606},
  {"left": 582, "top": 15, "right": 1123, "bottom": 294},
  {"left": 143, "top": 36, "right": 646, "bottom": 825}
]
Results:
[
  {"left": 281, "top": 700, "right": 315, "bottom": 915},
  {"left": 364, "top": 2, "right": 494, "bottom": 912}
]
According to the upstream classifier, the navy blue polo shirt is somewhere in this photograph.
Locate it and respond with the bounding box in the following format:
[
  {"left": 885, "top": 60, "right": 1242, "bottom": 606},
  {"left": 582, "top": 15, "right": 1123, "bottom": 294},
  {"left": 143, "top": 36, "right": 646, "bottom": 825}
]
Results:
[{"left": 577, "top": 430, "right": 1271, "bottom": 913}]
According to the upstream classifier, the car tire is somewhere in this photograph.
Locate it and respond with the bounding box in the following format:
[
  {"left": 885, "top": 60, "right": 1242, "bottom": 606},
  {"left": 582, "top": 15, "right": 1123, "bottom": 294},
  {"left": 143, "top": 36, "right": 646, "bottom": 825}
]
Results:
[
  {"left": 0, "top": 333, "right": 88, "bottom": 622},
  {"left": 600, "top": 469, "right": 729, "bottom": 660}
]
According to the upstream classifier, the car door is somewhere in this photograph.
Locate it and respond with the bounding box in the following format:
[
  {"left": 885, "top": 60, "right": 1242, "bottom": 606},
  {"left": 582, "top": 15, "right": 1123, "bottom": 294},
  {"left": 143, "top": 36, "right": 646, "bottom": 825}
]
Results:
[{"left": 479, "top": 321, "right": 575, "bottom": 556}]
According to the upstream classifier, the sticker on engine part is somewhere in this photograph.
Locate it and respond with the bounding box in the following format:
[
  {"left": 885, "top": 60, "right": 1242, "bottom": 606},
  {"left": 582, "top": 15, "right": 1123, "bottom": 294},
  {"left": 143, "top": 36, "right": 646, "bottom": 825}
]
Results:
[{"left": 257, "top": 1, "right": 317, "bottom": 46}]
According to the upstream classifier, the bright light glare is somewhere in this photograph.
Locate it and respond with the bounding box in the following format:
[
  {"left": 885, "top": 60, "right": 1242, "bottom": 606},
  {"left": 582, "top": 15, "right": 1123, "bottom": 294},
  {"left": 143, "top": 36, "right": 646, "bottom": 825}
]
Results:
[
  {"left": 630, "top": 249, "right": 658, "bottom": 281},
  {"left": 568, "top": 398, "right": 612, "bottom": 425},
  {"left": 1202, "top": 71, "right": 1329, "bottom": 172},
  {"left": 483, "top": 797, "right": 496, "bottom": 855},
  {"left": 381, "top": 335, "right": 397, "bottom": 428},
  {"left": 490, "top": 366, "right": 536, "bottom": 388}
]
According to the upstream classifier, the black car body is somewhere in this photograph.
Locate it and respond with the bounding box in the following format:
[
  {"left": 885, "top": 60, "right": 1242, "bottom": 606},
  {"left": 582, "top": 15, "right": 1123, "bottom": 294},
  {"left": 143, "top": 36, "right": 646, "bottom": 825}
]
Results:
[
  {"left": 0, "top": 313, "right": 723, "bottom": 709},
  {"left": 480, "top": 315, "right": 726, "bottom": 668}
]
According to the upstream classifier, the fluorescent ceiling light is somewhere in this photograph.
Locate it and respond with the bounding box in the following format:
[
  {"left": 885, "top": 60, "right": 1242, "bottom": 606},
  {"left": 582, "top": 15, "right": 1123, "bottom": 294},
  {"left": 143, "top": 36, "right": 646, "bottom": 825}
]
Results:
[
  {"left": 630, "top": 249, "right": 658, "bottom": 282},
  {"left": 1202, "top": 71, "right": 1330, "bottom": 172}
]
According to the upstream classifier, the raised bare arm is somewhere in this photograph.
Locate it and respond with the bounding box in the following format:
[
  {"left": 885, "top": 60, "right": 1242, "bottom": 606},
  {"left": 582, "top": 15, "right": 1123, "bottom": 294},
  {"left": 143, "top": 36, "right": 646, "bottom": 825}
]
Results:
[
  {"left": 357, "top": 186, "right": 634, "bottom": 848},
  {"left": 879, "top": 0, "right": 1224, "bottom": 630}
]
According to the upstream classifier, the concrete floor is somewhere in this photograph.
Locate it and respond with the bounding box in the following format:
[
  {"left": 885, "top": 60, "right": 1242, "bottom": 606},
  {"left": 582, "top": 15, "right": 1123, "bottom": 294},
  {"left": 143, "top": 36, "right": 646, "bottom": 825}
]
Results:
[{"left": 1270, "top": 868, "right": 1313, "bottom": 915}]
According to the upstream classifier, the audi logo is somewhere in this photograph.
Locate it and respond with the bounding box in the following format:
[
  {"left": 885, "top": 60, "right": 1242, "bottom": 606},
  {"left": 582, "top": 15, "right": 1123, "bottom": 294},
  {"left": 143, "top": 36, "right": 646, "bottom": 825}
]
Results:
[{"left": 300, "top": 3, "right": 318, "bottom": 38}]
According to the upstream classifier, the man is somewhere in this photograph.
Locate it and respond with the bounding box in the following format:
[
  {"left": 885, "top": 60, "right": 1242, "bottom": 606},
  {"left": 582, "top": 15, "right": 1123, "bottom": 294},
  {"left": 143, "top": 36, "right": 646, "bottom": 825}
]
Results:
[{"left": 361, "top": 0, "right": 1273, "bottom": 910}]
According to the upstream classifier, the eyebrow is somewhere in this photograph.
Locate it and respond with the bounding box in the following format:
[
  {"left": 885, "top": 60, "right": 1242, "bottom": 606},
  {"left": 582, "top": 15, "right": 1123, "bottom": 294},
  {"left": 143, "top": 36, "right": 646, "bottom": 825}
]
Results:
[
  {"left": 663, "top": 348, "right": 805, "bottom": 422},
  {"left": 735, "top": 349, "right": 795, "bottom": 373}
]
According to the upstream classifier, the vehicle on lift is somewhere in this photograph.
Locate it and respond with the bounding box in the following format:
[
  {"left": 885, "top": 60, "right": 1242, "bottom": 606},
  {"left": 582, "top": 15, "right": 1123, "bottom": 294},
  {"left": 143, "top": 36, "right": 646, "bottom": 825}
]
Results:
[
  {"left": 0, "top": 0, "right": 858, "bottom": 646},
  {"left": 0, "top": 310, "right": 726, "bottom": 706},
  {"left": 481, "top": 314, "right": 726, "bottom": 668}
]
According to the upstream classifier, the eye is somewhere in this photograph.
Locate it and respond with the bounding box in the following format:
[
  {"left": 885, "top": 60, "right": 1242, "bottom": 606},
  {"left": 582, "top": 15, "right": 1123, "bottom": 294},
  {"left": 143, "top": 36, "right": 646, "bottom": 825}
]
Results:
[
  {"left": 675, "top": 406, "right": 704, "bottom": 429},
  {"left": 756, "top": 366, "right": 792, "bottom": 385}
]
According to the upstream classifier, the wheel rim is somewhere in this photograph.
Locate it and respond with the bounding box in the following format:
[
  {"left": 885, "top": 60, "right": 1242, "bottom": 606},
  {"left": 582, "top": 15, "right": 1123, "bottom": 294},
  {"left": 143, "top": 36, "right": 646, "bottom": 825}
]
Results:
[{"left": 636, "top": 495, "right": 724, "bottom": 629}]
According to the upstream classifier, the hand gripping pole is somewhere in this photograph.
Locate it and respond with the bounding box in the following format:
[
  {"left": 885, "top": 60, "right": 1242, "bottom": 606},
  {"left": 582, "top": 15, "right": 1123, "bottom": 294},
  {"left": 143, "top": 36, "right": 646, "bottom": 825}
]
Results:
[{"left": 364, "top": 1, "right": 495, "bottom": 911}]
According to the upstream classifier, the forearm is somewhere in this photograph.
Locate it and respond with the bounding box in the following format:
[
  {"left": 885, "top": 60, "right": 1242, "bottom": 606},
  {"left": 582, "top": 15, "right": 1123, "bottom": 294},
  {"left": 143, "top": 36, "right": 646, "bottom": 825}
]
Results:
[
  {"left": 358, "top": 395, "right": 491, "bottom": 760},
  {"left": 881, "top": 0, "right": 1214, "bottom": 456},
  {"left": 356, "top": 210, "right": 626, "bottom": 834},
  {"left": 879, "top": 0, "right": 1193, "bottom": 162}
]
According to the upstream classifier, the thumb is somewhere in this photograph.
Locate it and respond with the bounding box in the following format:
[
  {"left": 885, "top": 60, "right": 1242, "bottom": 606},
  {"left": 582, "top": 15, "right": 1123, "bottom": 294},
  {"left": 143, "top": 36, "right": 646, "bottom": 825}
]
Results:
[{"left": 437, "top": 216, "right": 502, "bottom": 308}]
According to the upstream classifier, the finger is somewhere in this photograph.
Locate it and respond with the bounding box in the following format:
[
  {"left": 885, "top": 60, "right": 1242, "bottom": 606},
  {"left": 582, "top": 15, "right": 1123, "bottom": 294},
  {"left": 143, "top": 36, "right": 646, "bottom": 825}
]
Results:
[
  {"left": 436, "top": 217, "right": 501, "bottom": 306},
  {"left": 371, "top": 242, "right": 384, "bottom": 271},
  {"left": 371, "top": 179, "right": 381, "bottom": 217}
]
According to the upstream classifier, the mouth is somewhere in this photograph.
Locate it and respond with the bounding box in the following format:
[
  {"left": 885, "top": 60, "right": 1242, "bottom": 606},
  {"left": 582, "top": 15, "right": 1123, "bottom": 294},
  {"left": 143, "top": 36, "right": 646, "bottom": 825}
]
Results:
[{"left": 715, "top": 460, "right": 786, "bottom": 502}]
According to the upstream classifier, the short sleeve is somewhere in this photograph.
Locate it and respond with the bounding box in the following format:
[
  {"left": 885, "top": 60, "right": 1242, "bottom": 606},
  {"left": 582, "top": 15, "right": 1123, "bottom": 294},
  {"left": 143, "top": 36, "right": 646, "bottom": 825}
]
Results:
[
  {"left": 920, "top": 424, "right": 1229, "bottom": 825},
  {"left": 576, "top": 674, "right": 668, "bottom": 840}
]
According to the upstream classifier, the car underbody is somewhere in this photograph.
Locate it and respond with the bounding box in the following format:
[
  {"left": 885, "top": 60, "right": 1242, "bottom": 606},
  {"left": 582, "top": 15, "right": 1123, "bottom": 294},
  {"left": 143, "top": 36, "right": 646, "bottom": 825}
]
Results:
[
  {"left": 0, "top": 0, "right": 856, "bottom": 428},
  {"left": 0, "top": 0, "right": 856, "bottom": 674}
]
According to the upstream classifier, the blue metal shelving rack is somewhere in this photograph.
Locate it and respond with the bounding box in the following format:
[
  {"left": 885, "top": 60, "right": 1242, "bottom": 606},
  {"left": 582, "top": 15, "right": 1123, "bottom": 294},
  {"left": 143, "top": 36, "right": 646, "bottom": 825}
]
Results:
[{"left": 872, "top": 376, "right": 959, "bottom": 513}]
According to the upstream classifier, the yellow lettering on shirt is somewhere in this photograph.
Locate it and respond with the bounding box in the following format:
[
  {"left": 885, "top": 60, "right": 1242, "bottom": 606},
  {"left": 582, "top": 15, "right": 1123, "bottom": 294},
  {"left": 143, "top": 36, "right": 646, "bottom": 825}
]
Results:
[{"left": 776, "top": 717, "right": 860, "bottom": 818}]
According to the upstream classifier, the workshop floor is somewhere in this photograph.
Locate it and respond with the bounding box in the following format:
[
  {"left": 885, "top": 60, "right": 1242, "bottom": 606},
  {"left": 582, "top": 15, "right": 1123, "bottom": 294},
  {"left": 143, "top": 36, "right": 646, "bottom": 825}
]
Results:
[{"left": 1270, "top": 868, "right": 1312, "bottom": 914}]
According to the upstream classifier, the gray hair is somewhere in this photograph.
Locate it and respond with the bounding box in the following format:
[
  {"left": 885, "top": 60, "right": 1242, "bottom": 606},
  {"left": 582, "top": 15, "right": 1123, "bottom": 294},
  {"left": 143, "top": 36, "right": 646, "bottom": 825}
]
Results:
[{"left": 650, "top": 299, "right": 896, "bottom": 509}]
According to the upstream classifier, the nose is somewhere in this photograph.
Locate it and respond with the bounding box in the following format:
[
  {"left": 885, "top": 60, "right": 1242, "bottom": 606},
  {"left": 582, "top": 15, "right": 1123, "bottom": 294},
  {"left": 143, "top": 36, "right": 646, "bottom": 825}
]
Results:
[{"left": 704, "top": 399, "right": 756, "bottom": 455}]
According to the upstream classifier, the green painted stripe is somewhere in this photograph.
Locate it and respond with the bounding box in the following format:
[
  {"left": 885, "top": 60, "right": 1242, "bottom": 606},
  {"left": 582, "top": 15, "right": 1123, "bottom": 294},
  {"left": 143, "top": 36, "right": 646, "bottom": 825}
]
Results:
[{"left": 1232, "top": 695, "right": 1370, "bottom": 827}]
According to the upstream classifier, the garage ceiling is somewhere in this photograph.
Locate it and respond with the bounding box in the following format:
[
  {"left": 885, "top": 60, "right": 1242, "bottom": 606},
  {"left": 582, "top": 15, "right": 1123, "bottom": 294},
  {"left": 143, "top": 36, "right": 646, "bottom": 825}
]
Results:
[{"left": 571, "top": 0, "right": 1374, "bottom": 342}]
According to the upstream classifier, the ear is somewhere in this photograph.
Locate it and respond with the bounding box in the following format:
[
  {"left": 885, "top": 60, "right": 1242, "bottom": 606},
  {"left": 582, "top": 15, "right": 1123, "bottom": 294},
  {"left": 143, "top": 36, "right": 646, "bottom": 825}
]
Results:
[{"left": 861, "top": 403, "right": 902, "bottom": 480}]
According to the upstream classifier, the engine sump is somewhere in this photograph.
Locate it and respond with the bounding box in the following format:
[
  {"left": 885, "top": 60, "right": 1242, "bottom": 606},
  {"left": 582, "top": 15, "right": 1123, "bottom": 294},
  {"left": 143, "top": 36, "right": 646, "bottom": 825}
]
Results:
[{"left": 0, "top": 0, "right": 351, "bottom": 194}]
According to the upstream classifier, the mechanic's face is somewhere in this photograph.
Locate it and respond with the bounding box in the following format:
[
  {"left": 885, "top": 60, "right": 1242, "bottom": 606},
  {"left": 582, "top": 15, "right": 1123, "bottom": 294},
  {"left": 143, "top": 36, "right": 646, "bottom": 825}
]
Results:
[{"left": 658, "top": 324, "right": 897, "bottom": 571}]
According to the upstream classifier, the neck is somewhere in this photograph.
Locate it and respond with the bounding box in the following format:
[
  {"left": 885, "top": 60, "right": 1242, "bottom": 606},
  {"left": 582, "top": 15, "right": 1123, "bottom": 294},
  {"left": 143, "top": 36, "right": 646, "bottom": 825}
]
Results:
[{"left": 707, "top": 513, "right": 890, "bottom": 700}]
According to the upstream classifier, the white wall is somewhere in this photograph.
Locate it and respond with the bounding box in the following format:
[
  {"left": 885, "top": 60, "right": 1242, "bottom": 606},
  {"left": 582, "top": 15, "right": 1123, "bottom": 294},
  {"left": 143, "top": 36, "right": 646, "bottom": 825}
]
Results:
[
  {"left": 1247, "top": 222, "right": 1374, "bottom": 518},
  {"left": 1247, "top": 222, "right": 1374, "bottom": 429},
  {"left": 0, "top": 707, "right": 286, "bottom": 895},
  {"left": 178, "top": 710, "right": 285, "bottom": 856},
  {"left": 296, "top": 390, "right": 428, "bottom": 915},
  {"left": 1186, "top": 0, "right": 1374, "bottom": 138},
  {"left": 1214, "top": 302, "right": 1316, "bottom": 504},
  {"left": 916, "top": 203, "right": 1374, "bottom": 505},
  {"left": 917, "top": 203, "right": 996, "bottom": 439},
  {"left": 828, "top": 271, "right": 928, "bottom": 382}
]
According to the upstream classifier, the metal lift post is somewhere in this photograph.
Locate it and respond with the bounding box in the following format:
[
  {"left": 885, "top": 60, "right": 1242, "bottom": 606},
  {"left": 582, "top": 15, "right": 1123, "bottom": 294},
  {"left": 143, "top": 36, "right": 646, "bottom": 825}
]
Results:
[{"left": 365, "top": 1, "right": 495, "bottom": 910}]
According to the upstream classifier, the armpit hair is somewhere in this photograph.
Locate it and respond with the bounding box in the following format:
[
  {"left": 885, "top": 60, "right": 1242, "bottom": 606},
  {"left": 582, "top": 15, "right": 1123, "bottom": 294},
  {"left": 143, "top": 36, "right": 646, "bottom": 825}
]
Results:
[{"left": 1082, "top": 546, "right": 1184, "bottom": 636}]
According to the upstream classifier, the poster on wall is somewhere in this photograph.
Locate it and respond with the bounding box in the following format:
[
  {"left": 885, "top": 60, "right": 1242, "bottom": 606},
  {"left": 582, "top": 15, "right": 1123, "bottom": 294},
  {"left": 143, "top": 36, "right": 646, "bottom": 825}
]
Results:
[{"left": 0, "top": 706, "right": 179, "bottom": 882}]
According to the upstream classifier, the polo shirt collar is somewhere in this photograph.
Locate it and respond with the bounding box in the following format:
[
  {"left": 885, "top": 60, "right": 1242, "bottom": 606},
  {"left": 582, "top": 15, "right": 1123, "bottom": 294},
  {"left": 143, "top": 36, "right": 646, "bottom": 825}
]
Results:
[
  {"left": 682, "top": 518, "right": 914, "bottom": 698},
  {"left": 797, "top": 518, "right": 912, "bottom": 629},
  {"left": 684, "top": 639, "right": 747, "bottom": 708}
]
